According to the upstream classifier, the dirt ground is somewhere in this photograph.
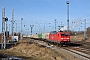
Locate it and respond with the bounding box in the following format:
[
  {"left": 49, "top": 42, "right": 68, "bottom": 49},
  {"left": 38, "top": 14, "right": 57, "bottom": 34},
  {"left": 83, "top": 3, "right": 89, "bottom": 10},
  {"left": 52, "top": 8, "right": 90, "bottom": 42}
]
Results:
[
  {"left": 70, "top": 35, "right": 90, "bottom": 42},
  {"left": 0, "top": 39, "right": 64, "bottom": 60}
]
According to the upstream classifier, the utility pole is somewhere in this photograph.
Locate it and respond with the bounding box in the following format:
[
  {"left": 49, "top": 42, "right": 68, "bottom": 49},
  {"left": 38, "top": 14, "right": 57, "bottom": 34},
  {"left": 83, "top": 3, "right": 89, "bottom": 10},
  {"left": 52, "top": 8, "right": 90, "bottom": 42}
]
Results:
[
  {"left": 5, "top": 17, "right": 8, "bottom": 41},
  {"left": 30, "top": 25, "right": 34, "bottom": 35},
  {"left": 84, "top": 19, "right": 86, "bottom": 40},
  {"left": 79, "top": 28, "right": 80, "bottom": 34},
  {"left": 1, "top": 7, "right": 6, "bottom": 49},
  {"left": 9, "top": 24, "right": 10, "bottom": 34},
  {"left": 1, "top": 7, "right": 8, "bottom": 49},
  {"left": 54, "top": 19, "right": 57, "bottom": 31},
  {"left": 61, "top": 22, "right": 64, "bottom": 31},
  {"left": 60, "top": 22, "right": 63, "bottom": 28},
  {"left": 21, "top": 18, "right": 23, "bottom": 39},
  {"left": 11, "top": 9, "right": 14, "bottom": 40},
  {"left": 18, "top": 26, "right": 20, "bottom": 33},
  {"left": 44, "top": 23, "right": 45, "bottom": 33},
  {"left": 5, "top": 17, "right": 8, "bottom": 32},
  {"left": 66, "top": 1, "right": 69, "bottom": 32},
  {"left": 61, "top": 22, "right": 62, "bottom": 27},
  {"left": 58, "top": 22, "right": 64, "bottom": 31},
  {"left": 16, "top": 23, "right": 17, "bottom": 33}
]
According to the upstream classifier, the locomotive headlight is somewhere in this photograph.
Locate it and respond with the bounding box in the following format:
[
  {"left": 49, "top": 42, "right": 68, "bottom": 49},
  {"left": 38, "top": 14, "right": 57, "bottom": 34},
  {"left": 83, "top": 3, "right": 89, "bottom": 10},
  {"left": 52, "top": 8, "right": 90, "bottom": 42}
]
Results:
[
  {"left": 61, "top": 38, "right": 63, "bottom": 39},
  {"left": 67, "top": 38, "right": 69, "bottom": 39}
]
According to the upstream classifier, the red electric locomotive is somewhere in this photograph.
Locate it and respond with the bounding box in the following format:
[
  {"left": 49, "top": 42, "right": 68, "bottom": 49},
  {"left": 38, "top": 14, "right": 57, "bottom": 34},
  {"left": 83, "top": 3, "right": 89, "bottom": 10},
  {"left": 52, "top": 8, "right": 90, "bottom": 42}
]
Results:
[{"left": 49, "top": 31, "right": 70, "bottom": 45}]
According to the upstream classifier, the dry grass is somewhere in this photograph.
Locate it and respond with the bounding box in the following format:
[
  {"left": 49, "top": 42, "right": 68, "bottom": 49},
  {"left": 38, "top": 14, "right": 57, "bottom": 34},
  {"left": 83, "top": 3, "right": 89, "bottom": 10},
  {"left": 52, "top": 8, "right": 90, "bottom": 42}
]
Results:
[{"left": 0, "top": 39, "right": 64, "bottom": 60}]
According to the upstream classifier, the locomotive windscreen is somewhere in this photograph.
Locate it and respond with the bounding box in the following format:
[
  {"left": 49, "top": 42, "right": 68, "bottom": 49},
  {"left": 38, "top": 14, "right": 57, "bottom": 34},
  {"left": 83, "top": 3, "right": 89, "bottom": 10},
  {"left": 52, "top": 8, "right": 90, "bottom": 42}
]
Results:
[{"left": 61, "top": 34, "right": 69, "bottom": 36}]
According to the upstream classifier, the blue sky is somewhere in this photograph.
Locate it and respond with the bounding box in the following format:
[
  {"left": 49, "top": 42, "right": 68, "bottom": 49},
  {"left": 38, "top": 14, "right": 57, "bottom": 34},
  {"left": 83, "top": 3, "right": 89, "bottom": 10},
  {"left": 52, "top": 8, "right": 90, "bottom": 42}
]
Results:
[{"left": 0, "top": 0, "right": 90, "bottom": 34}]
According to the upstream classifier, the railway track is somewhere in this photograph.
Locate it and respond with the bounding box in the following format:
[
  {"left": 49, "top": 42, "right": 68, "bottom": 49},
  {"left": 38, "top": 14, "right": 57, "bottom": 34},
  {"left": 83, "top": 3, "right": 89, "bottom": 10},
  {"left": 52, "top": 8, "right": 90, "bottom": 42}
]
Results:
[
  {"left": 28, "top": 38, "right": 90, "bottom": 60},
  {"left": 62, "top": 47, "right": 90, "bottom": 60}
]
